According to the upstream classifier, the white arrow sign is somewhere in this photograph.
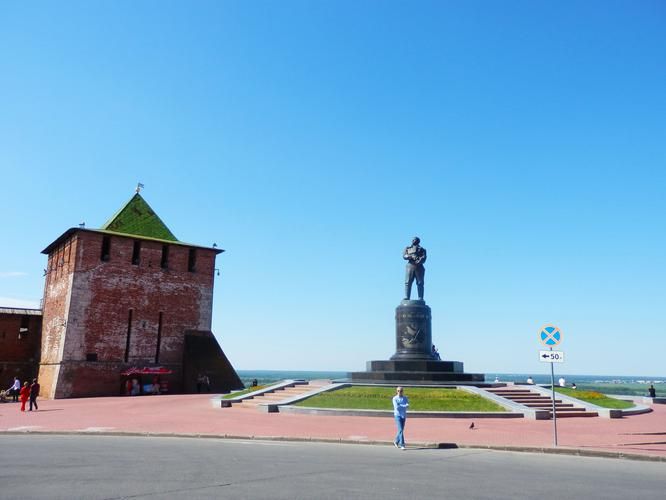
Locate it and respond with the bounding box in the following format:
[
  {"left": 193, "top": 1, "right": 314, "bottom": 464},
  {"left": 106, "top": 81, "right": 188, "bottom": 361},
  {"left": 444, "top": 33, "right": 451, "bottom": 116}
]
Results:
[{"left": 539, "top": 350, "right": 564, "bottom": 363}]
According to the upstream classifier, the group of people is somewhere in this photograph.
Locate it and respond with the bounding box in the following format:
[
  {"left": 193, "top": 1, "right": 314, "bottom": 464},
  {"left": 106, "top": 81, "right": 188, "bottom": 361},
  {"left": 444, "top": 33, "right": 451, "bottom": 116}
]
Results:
[
  {"left": 525, "top": 376, "right": 576, "bottom": 389},
  {"left": 196, "top": 373, "right": 211, "bottom": 393},
  {"left": 125, "top": 376, "right": 162, "bottom": 396},
  {"left": 4, "top": 377, "right": 40, "bottom": 411}
]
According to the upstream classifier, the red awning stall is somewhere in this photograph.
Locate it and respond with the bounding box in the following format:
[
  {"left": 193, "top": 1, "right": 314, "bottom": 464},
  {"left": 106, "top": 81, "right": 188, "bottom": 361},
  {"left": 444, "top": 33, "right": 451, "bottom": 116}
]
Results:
[{"left": 121, "top": 367, "right": 172, "bottom": 395}]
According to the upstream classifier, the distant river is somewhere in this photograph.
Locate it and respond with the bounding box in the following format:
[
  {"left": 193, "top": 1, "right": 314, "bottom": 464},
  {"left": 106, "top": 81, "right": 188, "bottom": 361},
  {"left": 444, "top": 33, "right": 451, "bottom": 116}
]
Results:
[{"left": 236, "top": 370, "right": 665, "bottom": 396}]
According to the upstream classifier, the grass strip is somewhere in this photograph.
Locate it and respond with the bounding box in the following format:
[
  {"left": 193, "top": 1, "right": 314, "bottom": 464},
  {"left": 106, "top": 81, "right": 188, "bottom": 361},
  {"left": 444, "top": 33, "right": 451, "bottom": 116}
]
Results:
[
  {"left": 293, "top": 386, "right": 504, "bottom": 412},
  {"left": 221, "top": 385, "right": 268, "bottom": 400},
  {"left": 554, "top": 387, "right": 634, "bottom": 409},
  {"left": 564, "top": 383, "right": 658, "bottom": 397}
]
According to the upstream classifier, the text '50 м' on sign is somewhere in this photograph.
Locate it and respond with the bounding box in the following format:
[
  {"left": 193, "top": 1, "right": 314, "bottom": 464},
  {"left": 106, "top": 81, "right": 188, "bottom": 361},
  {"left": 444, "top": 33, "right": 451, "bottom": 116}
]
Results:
[{"left": 539, "top": 350, "right": 564, "bottom": 363}]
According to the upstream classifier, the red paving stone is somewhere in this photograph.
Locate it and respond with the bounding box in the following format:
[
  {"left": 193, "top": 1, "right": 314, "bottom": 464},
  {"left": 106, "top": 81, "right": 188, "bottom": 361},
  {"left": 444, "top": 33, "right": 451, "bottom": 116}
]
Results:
[{"left": 1, "top": 394, "right": 665, "bottom": 458}]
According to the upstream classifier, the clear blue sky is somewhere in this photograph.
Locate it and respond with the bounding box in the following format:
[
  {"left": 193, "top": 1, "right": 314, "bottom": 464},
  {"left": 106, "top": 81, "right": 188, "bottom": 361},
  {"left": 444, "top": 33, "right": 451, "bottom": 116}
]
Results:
[{"left": 1, "top": 1, "right": 664, "bottom": 376}]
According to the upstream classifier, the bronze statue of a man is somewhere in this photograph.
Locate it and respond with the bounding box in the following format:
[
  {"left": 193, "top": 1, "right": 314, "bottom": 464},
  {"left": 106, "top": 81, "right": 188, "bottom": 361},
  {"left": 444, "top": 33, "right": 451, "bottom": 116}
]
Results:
[{"left": 403, "top": 237, "right": 427, "bottom": 300}]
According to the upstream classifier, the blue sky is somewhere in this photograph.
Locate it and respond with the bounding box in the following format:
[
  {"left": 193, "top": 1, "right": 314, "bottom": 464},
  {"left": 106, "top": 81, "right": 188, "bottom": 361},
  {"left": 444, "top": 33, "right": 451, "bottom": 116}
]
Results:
[{"left": 1, "top": 1, "right": 664, "bottom": 376}]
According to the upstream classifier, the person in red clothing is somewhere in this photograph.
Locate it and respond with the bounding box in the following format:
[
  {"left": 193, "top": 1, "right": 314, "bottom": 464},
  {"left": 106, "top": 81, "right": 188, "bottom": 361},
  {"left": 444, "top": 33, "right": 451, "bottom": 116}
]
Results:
[{"left": 19, "top": 381, "right": 30, "bottom": 412}]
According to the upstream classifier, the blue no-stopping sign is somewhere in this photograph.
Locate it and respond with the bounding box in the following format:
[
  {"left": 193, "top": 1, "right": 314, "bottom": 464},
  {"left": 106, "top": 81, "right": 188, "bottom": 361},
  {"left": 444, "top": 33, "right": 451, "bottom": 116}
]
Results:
[{"left": 539, "top": 325, "right": 562, "bottom": 346}]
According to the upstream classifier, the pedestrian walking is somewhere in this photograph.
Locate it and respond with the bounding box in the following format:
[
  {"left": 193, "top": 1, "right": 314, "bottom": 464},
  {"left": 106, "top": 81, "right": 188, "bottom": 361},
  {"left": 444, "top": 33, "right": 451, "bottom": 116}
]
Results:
[
  {"left": 29, "top": 378, "right": 40, "bottom": 411},
  {"left": 19, "top": 381, "right": 30, "bottom": 412},
  {"left": 392, "top": 386, "right": 409, "bottom": 450}
]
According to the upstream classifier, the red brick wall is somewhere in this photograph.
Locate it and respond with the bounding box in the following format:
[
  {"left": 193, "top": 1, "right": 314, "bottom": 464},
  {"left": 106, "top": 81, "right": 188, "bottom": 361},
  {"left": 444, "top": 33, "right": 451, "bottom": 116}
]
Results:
[
  {"left": 48, "top": 362, "right": 184, "bottom": 398},
  {"left": 41, "top": 235, "right": 77, "bottom": 364},
  {"left": 38, "top": 234, "right": 78, "bottom": 398},
  {"left": 40, "top": 230, "right": 219, "bottom": 398},
  {"left": 0, "top": 313, "right": 42, "bottom": 389}
]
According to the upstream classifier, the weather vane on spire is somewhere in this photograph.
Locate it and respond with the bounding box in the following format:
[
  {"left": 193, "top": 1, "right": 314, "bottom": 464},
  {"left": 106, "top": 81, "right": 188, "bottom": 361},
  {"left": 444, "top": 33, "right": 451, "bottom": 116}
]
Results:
[{"left": 135, "top": 182, "right": 145, "bottom": 194}]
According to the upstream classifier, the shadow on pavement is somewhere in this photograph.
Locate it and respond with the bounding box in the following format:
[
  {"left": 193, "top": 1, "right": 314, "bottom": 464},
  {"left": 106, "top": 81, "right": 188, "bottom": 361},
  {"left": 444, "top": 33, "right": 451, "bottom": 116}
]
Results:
[{"left": 402, "top": 443, "right": 459, "bottom": 450}]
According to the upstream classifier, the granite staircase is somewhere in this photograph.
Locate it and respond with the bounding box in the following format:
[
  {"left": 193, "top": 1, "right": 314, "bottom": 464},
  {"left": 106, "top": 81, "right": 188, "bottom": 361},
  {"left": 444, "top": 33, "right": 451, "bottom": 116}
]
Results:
[
  {"left": 225, "top": 379, "right": 330, "bottom": 411},
  {"left": 487, "top": 387, "right": 598, "bottom": 418}
]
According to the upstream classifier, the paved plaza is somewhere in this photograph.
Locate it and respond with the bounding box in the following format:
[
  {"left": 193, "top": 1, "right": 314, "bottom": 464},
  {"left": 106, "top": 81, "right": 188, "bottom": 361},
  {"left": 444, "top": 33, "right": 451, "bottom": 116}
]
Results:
[{"left": 1, "top": 393, "right": 665, "bottom": 459}]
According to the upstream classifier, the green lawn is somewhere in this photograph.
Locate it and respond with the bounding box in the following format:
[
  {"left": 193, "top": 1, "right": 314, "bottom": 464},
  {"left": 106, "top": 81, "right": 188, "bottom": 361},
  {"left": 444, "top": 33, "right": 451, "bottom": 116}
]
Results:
[
  {"left": 567, "top": 383, "right": 657, "bottom": 397},
  {"left": 554, "top": 387, "right": 634, "bottom": 409},
  {"left": 293, "top": 386, "right": 505, "bottom": 412},
  {"left": 221, "top": 385, "right": 268, "bottom": 400}
]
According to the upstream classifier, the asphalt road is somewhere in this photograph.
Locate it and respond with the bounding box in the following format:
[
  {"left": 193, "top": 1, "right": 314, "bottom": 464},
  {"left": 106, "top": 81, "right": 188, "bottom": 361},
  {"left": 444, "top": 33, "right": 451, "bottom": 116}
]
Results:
[{"left": 0, "top": 435, "right": 664, "bottom": 499}]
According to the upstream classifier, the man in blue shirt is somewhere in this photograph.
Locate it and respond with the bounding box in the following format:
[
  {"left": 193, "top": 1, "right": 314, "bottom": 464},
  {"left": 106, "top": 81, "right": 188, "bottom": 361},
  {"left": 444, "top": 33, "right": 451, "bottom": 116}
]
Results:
[
  {"left": 392, "top": 386, "right": 409, "bottom": 450},
  {"left": 7, "top": 377, "right": 20, "bottom": 402}
]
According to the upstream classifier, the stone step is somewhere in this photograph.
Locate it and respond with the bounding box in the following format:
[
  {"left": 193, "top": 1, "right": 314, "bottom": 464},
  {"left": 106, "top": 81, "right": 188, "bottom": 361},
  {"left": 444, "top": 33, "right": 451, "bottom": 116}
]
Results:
[
  {"left": 242, "top": 391, "right": 310, "bottom": 404},
  {"left": 509, "top": 397, "right": 562, "bottom": 401},
  {"left": 526, "top": 405, "right": 582, "bottom": 410},
  {"left": 228, "top": 381, "right": 331, "bottom": 408},
  {"left": 254, "top": 393, "right": 309, "bottom": 401},
  {"left": 491, "top": 394, "right": 547, "bottom": 399},
  {"left": 493, "top": 395, "right": 539, "bottom": 399},
  {"left": 502, "top": 393, "right": 551, "bottom": 396},
  {"left": 488, "top": 388, "right": 532, "bottom": 391},
  {"left": 484, "top": 388, "right": 597, "bottom": 419},
  {"left": 258, "top": 387, "right": 314, "bottom": 395},
  {"left": 488, "top": 392, "right": 536, "bottom": 397},
  {"left": 521, "top": 400, "right": 572, "bottom": 405},
  {"left": 550, "top": 411, "right": 598, "bottom": 418},
  {"left": 495, "top": 396, "right": 547, "bottom": 400},
  {"left": 488, "top": 390, "right": 534, "bottom": 394},
  {"left": 512, "top": 399, "right": 562, "bottom": 406},
  {"left": 493, "top": 395, "right": 540, "bottom": 399}
]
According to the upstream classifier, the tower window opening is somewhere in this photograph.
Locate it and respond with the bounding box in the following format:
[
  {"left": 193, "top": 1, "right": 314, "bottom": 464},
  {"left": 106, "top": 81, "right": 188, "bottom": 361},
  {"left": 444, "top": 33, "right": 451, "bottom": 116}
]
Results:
[
  {"left": 124, "top": 309, "right": 133, "bottom": 363},
  {"left": 19, "top": 315, "right": 30, "bottom": 338},
  {"left": 132, "top": 240, "right": 141, "bottom": 265},
  {"left": 155, "top": 312, "right": 163, "bottom": 363},
  {"left": 160, "top": 245, "right": 169, "bottom": 269},
  {"left": 188, "top": 248, "right": 197, "bottom": 272},
  {"left": 101, "top": 236, "right": 111, "bottom": 261}
]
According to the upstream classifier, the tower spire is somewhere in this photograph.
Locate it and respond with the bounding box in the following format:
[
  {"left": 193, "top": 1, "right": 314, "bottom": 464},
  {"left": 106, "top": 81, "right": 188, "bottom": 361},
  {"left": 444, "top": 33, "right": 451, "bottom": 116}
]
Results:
[{"left": 101, "top": 190, "right": 177, "bottom": 241}]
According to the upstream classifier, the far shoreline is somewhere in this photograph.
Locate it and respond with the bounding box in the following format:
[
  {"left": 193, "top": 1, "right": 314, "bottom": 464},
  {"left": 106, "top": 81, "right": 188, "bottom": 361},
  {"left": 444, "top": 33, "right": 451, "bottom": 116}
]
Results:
[{"left": 235, "top": 370, "right": 665, "bottom": 396}]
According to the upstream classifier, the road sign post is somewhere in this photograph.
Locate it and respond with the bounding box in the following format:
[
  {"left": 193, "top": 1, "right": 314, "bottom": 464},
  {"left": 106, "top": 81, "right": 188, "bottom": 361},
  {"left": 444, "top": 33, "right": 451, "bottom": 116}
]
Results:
[
  {"left": 549, "top": 348, "right": 557, "bottom": 446},
  {"left": 539, "top": 325, "right": 562, "bottom": 447}
]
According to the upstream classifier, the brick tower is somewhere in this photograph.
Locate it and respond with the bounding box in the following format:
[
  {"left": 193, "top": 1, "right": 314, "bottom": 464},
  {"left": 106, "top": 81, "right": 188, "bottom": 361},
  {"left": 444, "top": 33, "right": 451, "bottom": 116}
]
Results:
[{"left": 38, "top": 192, "right": 243, "bottom": 398}]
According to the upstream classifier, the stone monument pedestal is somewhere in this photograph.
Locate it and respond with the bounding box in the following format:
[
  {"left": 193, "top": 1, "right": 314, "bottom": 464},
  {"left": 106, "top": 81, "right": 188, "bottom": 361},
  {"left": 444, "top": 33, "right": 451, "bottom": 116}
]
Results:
[
  {"left": 350, "top": 359, "right": 484, "bottom": 384},
  {"left": 350, "top": 299, "right": 484, "bottom": 385},
  {"left": 391, "top": 299, "right": 432, "bottom": 360}
]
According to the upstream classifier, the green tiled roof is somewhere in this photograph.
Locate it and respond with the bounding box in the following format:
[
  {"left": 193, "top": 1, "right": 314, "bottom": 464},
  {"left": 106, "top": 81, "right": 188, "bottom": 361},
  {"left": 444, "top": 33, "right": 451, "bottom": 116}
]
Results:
[{"left": 100, "top": 193, "right": 178, "bottom": 241}]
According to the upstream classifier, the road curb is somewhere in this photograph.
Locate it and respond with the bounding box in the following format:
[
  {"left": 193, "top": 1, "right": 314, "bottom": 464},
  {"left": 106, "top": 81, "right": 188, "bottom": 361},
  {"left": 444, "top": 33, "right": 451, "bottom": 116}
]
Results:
[
  {"left": 2, "top": 429, "right": 664, "bottom": 462},
  {"left": 458, "top": 443, "right": 666, "bottom": 462}
]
